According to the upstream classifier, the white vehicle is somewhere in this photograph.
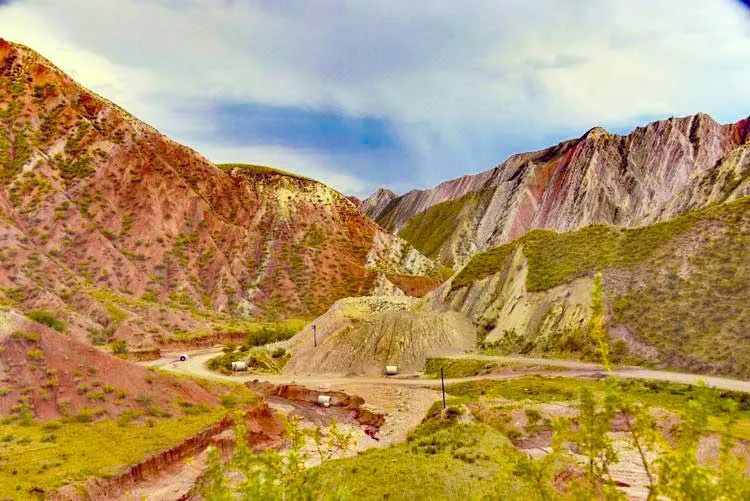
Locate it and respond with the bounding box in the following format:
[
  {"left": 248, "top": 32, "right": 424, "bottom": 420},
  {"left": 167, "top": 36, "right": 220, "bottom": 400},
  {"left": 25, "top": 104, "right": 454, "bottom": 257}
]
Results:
[
  {"left": 231, "top": 361, "right": 248, "bottom": 371},
  {"left": 178, "top": 353, "right": 189, "bottom": 362}
]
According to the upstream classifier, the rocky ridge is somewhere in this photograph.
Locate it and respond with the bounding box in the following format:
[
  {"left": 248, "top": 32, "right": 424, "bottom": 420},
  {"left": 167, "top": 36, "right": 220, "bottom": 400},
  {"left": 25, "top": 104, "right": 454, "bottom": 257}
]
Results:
[{"left": 363, "top": 113, "right": 750, "bottom": 266}]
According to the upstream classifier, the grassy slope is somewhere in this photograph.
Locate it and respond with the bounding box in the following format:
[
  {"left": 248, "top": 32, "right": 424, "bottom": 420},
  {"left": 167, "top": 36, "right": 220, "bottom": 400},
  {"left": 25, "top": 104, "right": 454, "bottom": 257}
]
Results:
[
  {"left": 397, "top": 190, "right": 489, "bottom": 262},
  {"left": 0, "top": 410, "right": 224, "bottom": 497},
  {"left": 452, "top": 196, "right": 729, "bottom": 290},
  {"left": 450, "top": 197, "right": 750, "bottom": 376},
  {"left": 311, "top": 375, "right": 750, "bottom": 500},
  {"left": 444, "top": 376, "right": 750, "bottom": 440},
  {"left": 311, "top": 422, "right": 538, "bottom": 500},
  {"left": 0, "top": 373, "right": 255, "bottom": 498}
]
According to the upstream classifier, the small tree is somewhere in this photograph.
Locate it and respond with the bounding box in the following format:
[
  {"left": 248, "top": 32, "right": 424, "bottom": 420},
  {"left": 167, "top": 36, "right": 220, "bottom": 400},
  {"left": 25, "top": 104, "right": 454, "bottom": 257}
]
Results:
[{"left": 201, "top": 413, "right": 352, "bottom": 500}]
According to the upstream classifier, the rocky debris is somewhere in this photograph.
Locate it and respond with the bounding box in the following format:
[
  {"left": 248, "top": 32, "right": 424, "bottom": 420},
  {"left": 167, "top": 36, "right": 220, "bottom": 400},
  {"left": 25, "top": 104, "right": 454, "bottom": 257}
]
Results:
[
  {"left": 283, "top": 296, "right": 476, "bottom": 376},
  {"left": 367, "top": 112, "right": 750, "bottom": 267},
  {"left": 247, "top": 381, "right": 386, "bottom": 438}
]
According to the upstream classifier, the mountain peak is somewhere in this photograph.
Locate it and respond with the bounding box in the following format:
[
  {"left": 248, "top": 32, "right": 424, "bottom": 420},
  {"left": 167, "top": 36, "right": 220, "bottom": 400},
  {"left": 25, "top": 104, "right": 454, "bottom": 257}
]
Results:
[
  {"left": 581, "top": 126, "right": 611, "bottom": 140},
  {"left": 359, "top": 187, "right": 398, "bottom": 219}
]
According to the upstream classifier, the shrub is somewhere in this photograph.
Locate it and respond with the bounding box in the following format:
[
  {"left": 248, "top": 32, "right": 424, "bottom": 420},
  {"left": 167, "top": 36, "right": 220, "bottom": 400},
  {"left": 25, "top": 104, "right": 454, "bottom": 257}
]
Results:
[
  {"left": 27, "top": 310, "right": 66, "bottom": 332},
  {"left": 10, "top": 330, "right": 40, "bottom": 342},
  {"left": 111, "top": 340, "right": 128, "bottom": 354},
  {"left": 26, "top": 349, "right": 44, "bottom": 361}
]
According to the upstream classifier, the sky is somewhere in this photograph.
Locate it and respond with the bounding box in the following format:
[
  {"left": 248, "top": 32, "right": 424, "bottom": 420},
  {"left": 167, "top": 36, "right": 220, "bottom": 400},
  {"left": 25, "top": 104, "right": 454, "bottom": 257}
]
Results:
[{"left": 1, "top": 0, "right": 750, "bottom": 197}]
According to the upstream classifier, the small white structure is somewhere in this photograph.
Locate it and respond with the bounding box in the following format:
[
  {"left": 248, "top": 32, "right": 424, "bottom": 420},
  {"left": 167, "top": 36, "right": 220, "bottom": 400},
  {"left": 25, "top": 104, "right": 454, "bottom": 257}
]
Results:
[
  {"left": 178, "top": 353, "right": 189, "bottom": 362},
  {"left": 317, "top": 395, "right": 332, "bottom": 408},
  {"left": 385, "top": 365, "right": 398, "bottom": 376},
  {"left": 231, "top": 361, "right": 248, "bottom": 371}
]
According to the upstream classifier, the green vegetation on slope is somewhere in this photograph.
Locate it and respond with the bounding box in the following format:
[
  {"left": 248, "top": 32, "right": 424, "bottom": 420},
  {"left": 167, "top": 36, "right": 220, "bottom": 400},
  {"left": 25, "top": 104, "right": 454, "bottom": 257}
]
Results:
[
  {"left": 0, "top": 410, "right": 225, "bottom": 498},
  {"left": 610, "top": 199, "right": 750, "bottom": 376},
  {"left": 423, "top": 357, "right": 500, "bottom": 378},
  {"left": 217, "top": 163, "right": 309, "bottom": 180},
  {"left": 208, "top": 345, "right": 289, "bottom": 375},
  {"left": 311, "top": 422, "right": 541, "bottom": 500},
  {"left": 452, "top": 196, "right": 748, "bottom": 292},
  {"left": 444, "top": 376, "right": 750, "bottom": 440},
  {"left": 398, "top": 190, "right": 491, "bottom": 262}
]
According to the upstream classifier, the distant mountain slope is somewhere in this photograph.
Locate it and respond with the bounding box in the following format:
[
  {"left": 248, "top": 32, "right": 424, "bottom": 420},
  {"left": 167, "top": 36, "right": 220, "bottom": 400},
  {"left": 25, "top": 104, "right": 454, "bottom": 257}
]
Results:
[
  {"left": 363, "top": 113, "right": 750, "bottom": 267},
  {"left": 431, "top": 196, "right": 750, "bottom": 377},
  {"left": 0, "top": 39, "right": 438, "bottom": 348}
]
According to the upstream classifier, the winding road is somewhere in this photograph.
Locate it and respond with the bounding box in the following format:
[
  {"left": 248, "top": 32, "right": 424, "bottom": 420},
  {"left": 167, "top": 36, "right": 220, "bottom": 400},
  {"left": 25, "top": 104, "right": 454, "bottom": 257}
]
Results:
[{"left": 143, "top": 348, "right": 750, "bottom": 393}]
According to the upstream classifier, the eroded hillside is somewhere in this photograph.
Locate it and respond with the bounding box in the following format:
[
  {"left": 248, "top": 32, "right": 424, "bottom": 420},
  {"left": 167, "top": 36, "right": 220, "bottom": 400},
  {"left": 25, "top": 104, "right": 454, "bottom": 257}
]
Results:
[{"left": 0, "top": 39, "right": 439, "bottom": 349}]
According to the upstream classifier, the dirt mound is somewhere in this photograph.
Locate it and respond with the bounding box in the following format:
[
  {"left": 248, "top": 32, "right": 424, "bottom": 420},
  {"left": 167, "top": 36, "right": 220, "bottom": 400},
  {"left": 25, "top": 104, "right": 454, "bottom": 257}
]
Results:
[
  {"left": 283, "top": 296, "right": 476, "bottom": 376},
  {"left": 0, "top": 309, "right": 218, "bottom": 420}
]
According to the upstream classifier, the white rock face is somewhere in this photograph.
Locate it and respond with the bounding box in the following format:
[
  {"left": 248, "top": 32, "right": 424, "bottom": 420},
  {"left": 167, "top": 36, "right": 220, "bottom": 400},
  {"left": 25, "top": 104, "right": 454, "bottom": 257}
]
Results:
[
  {"left": 365, "top": 229, "right": 437, "bottom": 276},
  {"left": 430, "top": 246, "right": 593, "bottom": 345}
]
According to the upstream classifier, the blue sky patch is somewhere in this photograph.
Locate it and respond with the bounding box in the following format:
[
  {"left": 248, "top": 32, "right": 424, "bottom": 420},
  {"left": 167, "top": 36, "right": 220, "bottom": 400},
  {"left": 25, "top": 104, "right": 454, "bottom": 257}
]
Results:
[{"left": 210, "top": 102, "right": 400, "bottom": 154}]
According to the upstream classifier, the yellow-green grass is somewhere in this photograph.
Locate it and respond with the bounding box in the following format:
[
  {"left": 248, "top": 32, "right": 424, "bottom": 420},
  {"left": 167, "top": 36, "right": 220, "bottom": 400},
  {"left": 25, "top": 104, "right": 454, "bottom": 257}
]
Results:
[
  {"left": 443, "top": 376, "right": 750, "bottom": 440},
  {"left": 310, "top": 422, "right": 542, "bottom": 500},
  {"left": 424, "top": 357, "right": 500, "bottom": 378},
  {"left": 452, "top": 196, "right": 749, "bottom": 292},
  {"left": 0, "top": 409, "right": 226, "bottom": 498},
  {"left": 217, "top": 163, "right": 309, "bottom": 180},
  {"left": 172, "top": 318, "right": 308, "bottom": 343},
  {"left": 208, "top": 345, "right": 289, "bottom": 375},
  {"left": 397, "top": 189, "right": 492, "bottom": 263}
]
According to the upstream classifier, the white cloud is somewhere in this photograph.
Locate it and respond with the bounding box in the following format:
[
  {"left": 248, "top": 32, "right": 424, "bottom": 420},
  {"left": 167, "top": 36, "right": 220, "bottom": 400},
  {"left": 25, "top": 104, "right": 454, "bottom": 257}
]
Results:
[{"left": 1, "top": 0, "right": 749, "bottom": 194}]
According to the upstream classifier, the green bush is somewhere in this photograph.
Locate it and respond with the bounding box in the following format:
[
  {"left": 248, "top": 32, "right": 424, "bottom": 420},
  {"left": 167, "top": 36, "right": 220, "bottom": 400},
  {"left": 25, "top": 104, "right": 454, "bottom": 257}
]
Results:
[
  {"left": 111, "top": 340, "right": 128, "bottom": 354},
  {"left": 27, "top": 310, "right": 66, "bottom": 332}
]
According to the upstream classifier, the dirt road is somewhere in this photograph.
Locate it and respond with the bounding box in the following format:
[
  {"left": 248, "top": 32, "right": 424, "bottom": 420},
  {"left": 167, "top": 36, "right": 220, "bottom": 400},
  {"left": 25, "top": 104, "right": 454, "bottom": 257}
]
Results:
[{"left": 144, "top": 349, "right": 750, "bottom": 393}]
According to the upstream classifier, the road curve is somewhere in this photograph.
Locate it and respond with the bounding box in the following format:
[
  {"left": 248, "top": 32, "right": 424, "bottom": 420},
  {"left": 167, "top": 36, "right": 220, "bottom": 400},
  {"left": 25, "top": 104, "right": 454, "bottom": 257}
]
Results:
[{"left": 143, "top": 348, "right": 750, "bottom": 393}]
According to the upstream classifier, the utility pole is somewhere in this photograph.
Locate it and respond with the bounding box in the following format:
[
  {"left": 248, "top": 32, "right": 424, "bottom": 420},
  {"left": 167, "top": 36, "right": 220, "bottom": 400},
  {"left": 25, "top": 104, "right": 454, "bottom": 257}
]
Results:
[
  {"left": 313, "top": 324, "right": 317, "bottom": 347},
  {"left": 441, "top": 367, "right": 446, "bottom": 409}
]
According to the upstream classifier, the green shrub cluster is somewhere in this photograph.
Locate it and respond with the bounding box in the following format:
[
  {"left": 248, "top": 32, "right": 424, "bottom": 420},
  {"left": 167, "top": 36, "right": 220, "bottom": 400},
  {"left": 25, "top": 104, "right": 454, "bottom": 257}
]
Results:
[{"left": 27, "top": 310, "right": 66, "bottom": 333}]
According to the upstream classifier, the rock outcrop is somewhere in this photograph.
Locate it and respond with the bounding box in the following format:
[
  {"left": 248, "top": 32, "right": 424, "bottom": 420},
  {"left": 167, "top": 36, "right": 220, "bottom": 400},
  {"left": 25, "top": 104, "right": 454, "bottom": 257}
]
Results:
[
  {"left": 358, "top": 187, "right": 396, "bottom": 219},
  {"left": 0, "top": 39, "right": 439, "bottom": 347},
  {"left": 365, "top": 113, "right": 750, "bottom": 267}
]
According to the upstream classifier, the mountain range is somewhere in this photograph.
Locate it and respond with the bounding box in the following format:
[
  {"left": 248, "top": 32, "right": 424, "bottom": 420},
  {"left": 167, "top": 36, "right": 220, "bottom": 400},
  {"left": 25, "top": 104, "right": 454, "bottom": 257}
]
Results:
[
  {"left": 1, "top": 36, "right": 748, "bottom": 377},
  {"left": 362, "top": 114, "right": 750, "bottom": 267}
]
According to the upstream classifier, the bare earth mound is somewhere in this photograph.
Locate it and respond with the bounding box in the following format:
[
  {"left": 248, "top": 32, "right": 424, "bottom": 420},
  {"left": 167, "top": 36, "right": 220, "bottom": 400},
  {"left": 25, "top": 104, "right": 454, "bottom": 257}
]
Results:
[{"left": 284, "top": 296, "right": 476, "bottom": 376}]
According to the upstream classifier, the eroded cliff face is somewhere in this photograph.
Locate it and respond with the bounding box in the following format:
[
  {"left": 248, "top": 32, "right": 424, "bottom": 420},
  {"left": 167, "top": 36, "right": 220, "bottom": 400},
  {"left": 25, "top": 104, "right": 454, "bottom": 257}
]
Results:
[
  {"left": 0, "top": 39, "right": 438, "bottom": 347},
  {"left": 365, "top": 113, "right": 750, "bottom": 267},
  {"left": 430, "top": 247, "right": 593, "bottom": 350}
]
